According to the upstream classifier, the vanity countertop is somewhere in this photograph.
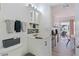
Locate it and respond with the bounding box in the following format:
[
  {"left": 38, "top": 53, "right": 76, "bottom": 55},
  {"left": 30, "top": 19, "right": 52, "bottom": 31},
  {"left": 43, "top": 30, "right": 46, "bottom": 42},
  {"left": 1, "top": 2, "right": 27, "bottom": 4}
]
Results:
[{"left": 0, "top": 44, "right": 22, "bottom": 53}]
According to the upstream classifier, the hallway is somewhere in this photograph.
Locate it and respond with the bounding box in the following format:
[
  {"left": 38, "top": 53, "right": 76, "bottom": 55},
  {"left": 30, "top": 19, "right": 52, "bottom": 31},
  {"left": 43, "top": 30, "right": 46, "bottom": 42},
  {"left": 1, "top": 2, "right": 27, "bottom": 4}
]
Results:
[
  {"left": 52, "top": 47, "right": 74, "bottom": 56},
  {"left": 52, "top": 36, "right": 75, "bottom": 56}
]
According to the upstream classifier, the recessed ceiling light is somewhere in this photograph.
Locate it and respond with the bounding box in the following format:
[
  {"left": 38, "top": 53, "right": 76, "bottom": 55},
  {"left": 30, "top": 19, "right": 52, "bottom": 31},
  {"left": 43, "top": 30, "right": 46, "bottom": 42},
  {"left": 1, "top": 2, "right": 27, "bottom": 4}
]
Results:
[{"left": 63, "top": 4, "right": 70, "bottom": 8}]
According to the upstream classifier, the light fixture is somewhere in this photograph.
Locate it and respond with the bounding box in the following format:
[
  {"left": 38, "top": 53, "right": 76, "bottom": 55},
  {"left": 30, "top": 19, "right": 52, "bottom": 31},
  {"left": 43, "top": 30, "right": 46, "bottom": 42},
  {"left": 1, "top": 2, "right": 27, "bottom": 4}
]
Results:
[{"left": 63, "top": 4, "right": 70, "bottom": 8}]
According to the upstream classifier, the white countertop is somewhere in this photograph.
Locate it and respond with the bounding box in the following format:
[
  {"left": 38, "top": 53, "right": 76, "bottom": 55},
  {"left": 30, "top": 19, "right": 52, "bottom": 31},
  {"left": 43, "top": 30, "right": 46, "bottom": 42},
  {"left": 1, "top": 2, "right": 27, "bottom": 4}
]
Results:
[{"left": 0, "top": 44, "right": 22, "bottom": 53}]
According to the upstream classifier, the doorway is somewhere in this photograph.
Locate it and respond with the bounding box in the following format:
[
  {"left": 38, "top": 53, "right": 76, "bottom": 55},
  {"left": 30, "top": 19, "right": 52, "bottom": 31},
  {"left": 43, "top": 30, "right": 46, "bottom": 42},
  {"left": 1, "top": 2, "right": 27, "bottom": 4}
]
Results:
[
  {"left": 51, "top": 17, "right": 75, "bottom": 56},
  {"left": 51, "top": 4, "right": 75, "bottom": 56}
]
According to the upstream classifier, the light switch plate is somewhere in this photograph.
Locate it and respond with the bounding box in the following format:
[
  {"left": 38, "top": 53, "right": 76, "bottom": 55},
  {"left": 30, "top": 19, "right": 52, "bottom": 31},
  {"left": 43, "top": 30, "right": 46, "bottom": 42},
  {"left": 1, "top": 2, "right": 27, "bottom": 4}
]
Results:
[{"left": 44, "top": 41, "right": 47, "bottom": 46}]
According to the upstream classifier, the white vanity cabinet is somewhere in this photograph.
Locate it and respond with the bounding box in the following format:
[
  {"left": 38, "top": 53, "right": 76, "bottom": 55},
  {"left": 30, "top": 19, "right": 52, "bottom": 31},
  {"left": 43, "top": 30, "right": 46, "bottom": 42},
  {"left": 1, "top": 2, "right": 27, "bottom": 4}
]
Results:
[
  {"left": 0, "top": 44, "right": 22, "bottom": 56},
  {"left": 8, "top": 47, "right": 23, "bottom": 56},
  {"left": 28, "top": 37, "right": 44, "bottom": 56}
]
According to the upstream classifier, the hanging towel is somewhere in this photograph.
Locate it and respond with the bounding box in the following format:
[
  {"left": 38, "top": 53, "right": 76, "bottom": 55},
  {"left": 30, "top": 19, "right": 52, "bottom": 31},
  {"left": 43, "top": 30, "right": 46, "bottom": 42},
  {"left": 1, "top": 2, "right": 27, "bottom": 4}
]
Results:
[
  {"left": 5, "top": 20, "right": 14, "bottom": 33},
  {"left": 22, "top": 22, "right": 27, "bottom": 32},
  {"left": 14, "top": 20, "right": 21, "bottom": 32}
]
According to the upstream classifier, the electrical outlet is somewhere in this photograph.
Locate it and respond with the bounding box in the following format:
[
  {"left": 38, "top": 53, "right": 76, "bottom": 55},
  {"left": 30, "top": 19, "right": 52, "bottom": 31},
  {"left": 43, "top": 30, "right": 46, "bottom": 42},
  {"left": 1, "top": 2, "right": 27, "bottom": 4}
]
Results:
[{"left": 44, "top": 41, "right": 47, "bottom": 46}]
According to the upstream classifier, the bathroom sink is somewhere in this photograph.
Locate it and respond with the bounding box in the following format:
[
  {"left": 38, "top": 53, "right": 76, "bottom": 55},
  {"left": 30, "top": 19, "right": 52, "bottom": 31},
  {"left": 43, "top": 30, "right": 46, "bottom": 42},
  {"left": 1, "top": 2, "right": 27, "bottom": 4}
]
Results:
[{"left": 35, "top": 37, "right": 43, "bottom": 39}]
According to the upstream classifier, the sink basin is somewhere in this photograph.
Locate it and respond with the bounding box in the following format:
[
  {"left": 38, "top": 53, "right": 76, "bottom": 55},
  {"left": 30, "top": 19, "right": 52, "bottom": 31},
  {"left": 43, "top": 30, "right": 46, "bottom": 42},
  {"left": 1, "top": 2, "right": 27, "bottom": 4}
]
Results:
[{"left": 35, "top": 37, "right": 43, "bottom": 39}]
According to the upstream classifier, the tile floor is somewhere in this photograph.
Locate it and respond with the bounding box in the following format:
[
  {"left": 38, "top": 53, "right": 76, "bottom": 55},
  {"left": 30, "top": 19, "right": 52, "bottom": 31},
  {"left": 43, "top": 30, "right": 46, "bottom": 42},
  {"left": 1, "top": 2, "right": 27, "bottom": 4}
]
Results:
[{"left": 52, "top": 36, "right": 75, "bottom": 56}]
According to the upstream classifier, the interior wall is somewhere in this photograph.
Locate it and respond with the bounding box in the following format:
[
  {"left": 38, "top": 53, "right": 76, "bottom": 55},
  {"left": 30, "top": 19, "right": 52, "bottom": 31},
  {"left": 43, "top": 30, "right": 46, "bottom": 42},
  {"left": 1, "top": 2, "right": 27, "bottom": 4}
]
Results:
[
  {"left": 28, "top": 4, "right": 52, "bottom": 56},
  {"left": 51, "top": 3, "right": 75, "bottom": 25},
  {"left": 0, "top": 3, "right": 52, "bottom": 56},
  {"left": 38, "top": 4, "right": 52, "bottom": 56},
  {"left": 0, "top": 3, "right": 29, "bottom": 56},
  {"left": 75, "top": 3, "right": 79, "bottom": 56}
]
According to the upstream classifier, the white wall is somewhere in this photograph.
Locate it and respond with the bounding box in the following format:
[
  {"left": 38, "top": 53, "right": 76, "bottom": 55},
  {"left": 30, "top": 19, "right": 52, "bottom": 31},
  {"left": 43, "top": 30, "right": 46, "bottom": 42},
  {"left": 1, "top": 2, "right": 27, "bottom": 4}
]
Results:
[
  {"left": 0, "top": 3, "right": 29, "bottom": 56},
  {"left": 39, "top": 4, "right": 52, "bottom": 56},
  {"left": 28, "top": 4, "right": 52, "bottom": 56},
  {"left": 0, "top": 3, "right": 52, "bottom": 56},
  {"left": 75, "top": 4, "right": 79, "bottom": 56},
  {"left": 51, "top": 3, "right": 75, "bottom": 55},
  {"left": 51, "top": 4, "right": 75, "bottom": 25}
]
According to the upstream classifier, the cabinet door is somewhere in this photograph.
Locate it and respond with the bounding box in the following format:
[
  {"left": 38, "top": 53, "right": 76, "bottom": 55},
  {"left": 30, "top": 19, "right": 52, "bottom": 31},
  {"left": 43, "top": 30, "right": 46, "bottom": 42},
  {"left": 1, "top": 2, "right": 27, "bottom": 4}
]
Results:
[
  {"left": 29, "top": 7, "right": 40, "bottom": 24},
  {"left": 35, "top": 11, "right": 40, "bottom": 24},
  {"left": 28, "top": 37, "right": 51, "bottom": 56},
  {"left": 28, "top": 38, "right": 42, "bottom": 55},
  {"left": 29, "top": 7, "right": 35, "bottom": 23},
  {"left": 8, "top": 48, "right": 23, "bottom": 56}
]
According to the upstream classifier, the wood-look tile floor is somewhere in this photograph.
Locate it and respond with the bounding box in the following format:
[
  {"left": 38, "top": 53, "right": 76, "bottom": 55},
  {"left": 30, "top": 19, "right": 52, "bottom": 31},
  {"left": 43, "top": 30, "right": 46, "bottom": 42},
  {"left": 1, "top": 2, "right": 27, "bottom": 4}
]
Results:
[
  {"left": 52, "top": 37, "right": 75, "bottom": 56},
  {"left": 52, "top": 47, "right": 75, "bottom": 56}
]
